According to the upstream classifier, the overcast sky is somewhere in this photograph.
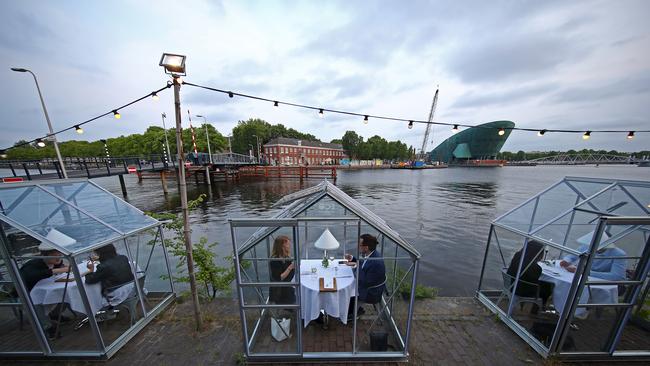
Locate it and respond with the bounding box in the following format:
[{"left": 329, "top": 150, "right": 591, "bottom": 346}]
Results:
[{"left": 2, "top": 0, "right": 649, "bottom": 153}]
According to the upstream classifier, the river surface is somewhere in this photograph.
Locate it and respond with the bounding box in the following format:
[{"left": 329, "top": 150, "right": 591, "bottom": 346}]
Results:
[{"left": 5, "top": 165, "right": 649, "bottom": 296}]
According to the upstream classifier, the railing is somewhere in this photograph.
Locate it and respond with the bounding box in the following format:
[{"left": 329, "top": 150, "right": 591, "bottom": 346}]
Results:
[{"left": 520, "top": 154, "right": 644, "bottom": 165}]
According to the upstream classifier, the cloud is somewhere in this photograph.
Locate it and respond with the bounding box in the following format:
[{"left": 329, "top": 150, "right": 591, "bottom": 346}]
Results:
[
  {"left": 451, "top": 83, "right": 558, "bottom": 109},
  {"left": 548, "top": 72, "right": 650, "bottom": 104},
  {"left": 445, "top": 32, "right": 590, "bottom": 83}
]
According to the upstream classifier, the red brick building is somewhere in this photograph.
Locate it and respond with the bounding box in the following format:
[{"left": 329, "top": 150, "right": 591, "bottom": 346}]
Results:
[{"left": 263, "top": 137, "right": 347, "bottom": 166}]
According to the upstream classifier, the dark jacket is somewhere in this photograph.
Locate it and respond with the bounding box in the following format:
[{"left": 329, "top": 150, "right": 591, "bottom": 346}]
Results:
[
  {"left": 269, "top": 258, "right": 295, "bottom": 304},
  {"left": 20, "top": 259, "right": 64, "bottom": 292},
  {"left": 507, "top": 249, "right": 542, "bottom": 298},
  {"left": 352, "top": 250, "right": 386, "bottom": 304},
  {"left": 85, "top": 255, "right": 134, "bottom": 293}
]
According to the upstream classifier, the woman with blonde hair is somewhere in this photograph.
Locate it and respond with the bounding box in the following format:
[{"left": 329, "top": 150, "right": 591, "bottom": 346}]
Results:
[{"left": 269, "top": 235, "right": 295, "bottom": 304}]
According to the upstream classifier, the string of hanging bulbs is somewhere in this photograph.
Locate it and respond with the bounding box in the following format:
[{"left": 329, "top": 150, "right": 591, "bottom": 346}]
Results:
[
  {"left": 182, "top": 81, "right": 646, "bottom": 140},
  {"left": 0, "top": 83, "right": 172, "bottom": 155}
]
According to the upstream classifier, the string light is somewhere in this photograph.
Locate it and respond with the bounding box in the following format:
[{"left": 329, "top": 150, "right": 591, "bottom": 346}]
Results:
[
  {"left": 452, "top": 124, "right": 459, "bottom": 133},
  {"left": 498, "top": 128, "right": 505, "bottom": 136},
  {"left": 0, "top": 150, "right": 6, "bottom": 158},
  {"left": 151, "top": 92, "right": 159, "bottom": 101},
  {"left": 113, "top": 110, "right": 121, "bottom": 119},
  {"left": 318, "top": 108, "right": 324, "bottom": 118},
  {"left": 36, "top": 139, "right": 46, "bottom": 147},
  {"left": 628, "top": 131, "right": 635, "bottom": 139},
  {"left": 273, "top": 101, "right": 279, "bottom": 107},
  {"left": 408, "top": 121, "right": 413, "bottom": 129},
  {"left": 75, "top": 125, "right": 84, "bottom": 134},
  {"left": 228, "top": 91, "right": 234, "bottom": 98},
  {"left": 363, "top": 115, "right": 369, "bottom": 124},
  {"left": 537, "top": 129, "right": 546, "bottom": 137},
  {"left": 583, "top": 131, "right": 591, "bottom": 140},
  {"left": 0, "top": 83, "right": 172, "bottom": 154}
]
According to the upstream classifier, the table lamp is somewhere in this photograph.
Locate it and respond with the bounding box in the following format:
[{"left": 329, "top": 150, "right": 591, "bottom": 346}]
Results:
[{"left": 314, "top": 228, "right": 340, "bottom": 268}]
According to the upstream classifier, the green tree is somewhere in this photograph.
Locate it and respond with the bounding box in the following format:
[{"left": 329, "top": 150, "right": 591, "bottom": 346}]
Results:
[{"left": 341, "top": 131, "right": 363, "bottom": 159}]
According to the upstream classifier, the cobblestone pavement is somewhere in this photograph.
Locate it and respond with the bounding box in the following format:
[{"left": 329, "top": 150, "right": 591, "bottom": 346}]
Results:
[{"left": 12, "top": 297, "right": 549, "bottom": 366}]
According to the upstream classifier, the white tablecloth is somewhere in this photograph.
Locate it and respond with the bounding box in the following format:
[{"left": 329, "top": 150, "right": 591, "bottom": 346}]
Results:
[
  {"left": 29, "top": 263, "right": 104, "bottom": 315},
  {"left": 299, "top": 259, "right": 356, "bottom": 327},
  {"left": 539, "top": 261, "right": 618, "bottom": 318}
]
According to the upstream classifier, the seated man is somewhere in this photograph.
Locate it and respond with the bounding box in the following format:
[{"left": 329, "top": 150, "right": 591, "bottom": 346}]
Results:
[
  {"left": 19, "top": 242, "right": 71, "bottom": 338},
  {"left": 560, "top": 241, "right": 627, "bottom": 281},
  {"left": 345, "top": 234, "right": 386, "bottom": 320},
  {"left": 85, "top": 244, "right": 135, "bottom": 301}
]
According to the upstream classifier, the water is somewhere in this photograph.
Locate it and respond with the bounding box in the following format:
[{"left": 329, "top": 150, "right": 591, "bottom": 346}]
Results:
[{"left": 10, "top": 165, "right": 650, "bottom": 296}]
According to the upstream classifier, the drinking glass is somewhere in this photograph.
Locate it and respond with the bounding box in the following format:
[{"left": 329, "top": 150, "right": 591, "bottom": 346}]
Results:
[{"left": 311, "top": 267, "right": 317, "bottom": 277}]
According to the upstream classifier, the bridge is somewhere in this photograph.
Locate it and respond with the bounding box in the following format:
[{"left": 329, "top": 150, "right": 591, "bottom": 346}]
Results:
[
  {"left": 0, "top": 152, "right": 257, "bottom": 181},
  {"left": 515, "top": 153, "right": 648, "bottom": 166}
]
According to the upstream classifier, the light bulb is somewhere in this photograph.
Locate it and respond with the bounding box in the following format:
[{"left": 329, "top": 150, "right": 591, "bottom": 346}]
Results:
[
  {"left": 408, "top": 121, "right": 413, "bottom": 129},
  {"left": 152, "top": 92, "right": 159, "bottom": 101},
  {"left": 274, "top": 101, "right": 279, "bottom": 107},
  {"left": 583, "top": 131, "right": 591, "bottom": 140},
  {"left": 75, "top": 125, "right": 84, "bottom": 134},
  {"left": 537, "top": 129, "right": 546, "bottom": 137},
  {"left": 113, "top": 110, "right": 121, "bottom": 119},
  {"left": 498, "top": 128, "right": 505, "bottom": 136},
  {"left": 363, "top": 115, "right": 369, "bottom": 124},
  {"left": 452, "top": 125, "right": 459, "bottom": 133},
  {"left": 37, "top": 139, "right": 46, "bottom": 147},
  {"left": 318, "top": 109, "right": 324, "bottom": 118},
  {"left": 627, "top": 131, "right": 635, "bottom": 139}
]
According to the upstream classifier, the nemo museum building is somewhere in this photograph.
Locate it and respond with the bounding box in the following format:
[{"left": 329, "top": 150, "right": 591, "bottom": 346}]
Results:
[{"left": 429, "top": 121, "right": 515, "bottom": 164}]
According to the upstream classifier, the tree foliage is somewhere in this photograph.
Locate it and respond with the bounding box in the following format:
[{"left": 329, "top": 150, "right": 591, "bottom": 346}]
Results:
[
  {"left": 230, "top": 118, "right": 318, "bottom": 155},
  {"left": 340, "top": 131, "right": 411, "bottom": 160}
]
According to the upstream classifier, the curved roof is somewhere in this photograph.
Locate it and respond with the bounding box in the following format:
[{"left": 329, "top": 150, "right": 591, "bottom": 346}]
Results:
[{"left": 429, "top": 120, "right": 515, "bottom": 163}]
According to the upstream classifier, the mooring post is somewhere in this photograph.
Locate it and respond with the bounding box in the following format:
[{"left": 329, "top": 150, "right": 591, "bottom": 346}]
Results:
[
  {"left": 118, "top": 174, "right": 128, "bottom": 197},
  {"left": 205, "top": 166, "right": 211, "bottom": 185},
  {"left": 161, "top": 170, "right": 168, "bottom": 194}
]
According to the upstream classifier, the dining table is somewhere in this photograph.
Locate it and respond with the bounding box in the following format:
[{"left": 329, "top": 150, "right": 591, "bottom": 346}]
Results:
[
  {"left": 539, "top": 260, "right": 618, "bottom": 319},
  {"left": 299, "top": 259, "right": 356, "bottom": 327}
]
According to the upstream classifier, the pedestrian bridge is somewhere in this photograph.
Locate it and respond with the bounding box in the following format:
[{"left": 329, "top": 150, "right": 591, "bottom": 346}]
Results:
[
  {"left": 0, "top": 153, "right": 257, "bottom": 181},
  {"left": 519, "top": 153, "right": 646, "bottom": 165}
]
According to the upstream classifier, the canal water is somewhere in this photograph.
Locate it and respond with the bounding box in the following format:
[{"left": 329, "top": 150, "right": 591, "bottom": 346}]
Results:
[{"left": 5, "top": 166, "right": 650, "bottom": 296}]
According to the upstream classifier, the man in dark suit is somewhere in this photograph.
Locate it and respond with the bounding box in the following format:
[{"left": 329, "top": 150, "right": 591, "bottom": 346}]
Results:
[{"left": 345, "top": 234, "right": 386, "bottom": 321}]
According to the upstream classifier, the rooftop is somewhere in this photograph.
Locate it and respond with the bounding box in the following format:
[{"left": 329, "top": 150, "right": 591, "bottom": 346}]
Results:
[{"left": 264, "top": 137, "right": 343, "bottom": 150}]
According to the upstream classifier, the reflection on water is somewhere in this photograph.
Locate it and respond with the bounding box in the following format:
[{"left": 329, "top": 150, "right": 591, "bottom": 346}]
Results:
[{"left": 91, "top": 165, "right": 650, "bottom": 296}]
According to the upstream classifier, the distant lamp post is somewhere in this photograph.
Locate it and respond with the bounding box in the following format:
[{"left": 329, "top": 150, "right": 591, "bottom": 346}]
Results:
[
  {"left": 195, "top": 114, "right": 213, "bottom": 163},
  {"left": 159, "top": 52, "right": 202, "bottom": 330},
  {"left": 11, "top": 67, "right": 68, "bottom": 178},
  {"left": 252, "top": 134, "right": 261, "bottom": 164},
  {"left": 227, "top": 134, "right": 233, "bottom": 154}
]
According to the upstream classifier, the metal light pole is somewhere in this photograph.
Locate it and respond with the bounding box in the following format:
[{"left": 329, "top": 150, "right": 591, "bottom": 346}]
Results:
[
  {"left": 227, "top": 134, "right": 232, "bottom": 154},
  {"left": 252, "top": 134, "right": 261, "bottom": 164},
  {"left": 195, "top": 115, "right": 212, "bottom": 163},
  {"left": 11, "top": 67, "right": 68, "bottom": 178},
  {"left": 159, "top": 53, "right": 202, "bottom": 330},
  {"left": 161, "top": 113, "right": 172, "bottom": 163}
]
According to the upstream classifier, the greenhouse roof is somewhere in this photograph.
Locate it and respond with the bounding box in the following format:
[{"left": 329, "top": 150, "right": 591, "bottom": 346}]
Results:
[
  {"left": 494, "top": 176, "right": 650, "bottom": 252},
  {"left": 237, "top": 180, "right": 421, "bottom": 258},
  {"left": 0, "top": 179, "right": 160, "bottom": 255}
]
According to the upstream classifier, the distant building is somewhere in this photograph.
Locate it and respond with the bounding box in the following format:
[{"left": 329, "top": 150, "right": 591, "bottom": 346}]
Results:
[
  {"left": 429, "top": 120, "right": 515, "bottom": 164},
  {"left": 263, "top": 137, "right": 347, "bottom": 165}
]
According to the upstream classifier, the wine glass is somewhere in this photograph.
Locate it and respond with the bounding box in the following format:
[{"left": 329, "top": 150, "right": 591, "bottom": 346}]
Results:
[{"left": 311, "top": 267, "right": 317, "bottom": 278}]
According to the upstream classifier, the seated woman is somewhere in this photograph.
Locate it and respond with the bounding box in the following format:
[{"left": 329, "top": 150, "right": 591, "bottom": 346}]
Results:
[
  {"left": 269, "top": 235, "right": 296, "bottom": 304},
  {"left": 269, "top": 235, "right": 295, "bottom": 305},
  {"left": 507, "top": 240, "right": 553, "bottom": 313},
  {"left": 85, "top": 244, "right": 134, "bottom": 298}
]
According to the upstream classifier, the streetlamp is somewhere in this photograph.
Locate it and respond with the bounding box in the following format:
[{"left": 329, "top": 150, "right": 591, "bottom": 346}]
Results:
[
  {"left": 227, "top": 134, "right": 233, "bottom": 154},
  {"left": 159, "top": 52, "right": 202, "bottom": 330},
  {"left": 11, "top": 67, "right": 68, "bottom": 178},
  {"left": 161, "top": 113, "right": 172, "bottom": 164},
  {"left": 195, "top": 114, "right": 213, "bottom": 164},
  {"left": 252, "top": 134, "right": 261, "bottom": 164}
]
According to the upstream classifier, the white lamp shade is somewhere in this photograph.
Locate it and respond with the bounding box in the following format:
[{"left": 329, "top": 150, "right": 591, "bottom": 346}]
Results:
[
  {"left": 44, "top": 228, "right": 77, "bottom": 247},
  {"left": 314, "top": 228, "right": 340, "bottom": 251}
]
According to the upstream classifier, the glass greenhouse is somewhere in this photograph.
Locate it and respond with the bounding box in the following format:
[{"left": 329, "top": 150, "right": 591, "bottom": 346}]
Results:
[
  {"left": 229, "top": 180, "right": 421, "bottom": 362},
  {"left": 477, "top": 176, "right": 650, "bottom": 361},
  {"left": 0, "top": 179, "right": 174, "bottom": 359}
]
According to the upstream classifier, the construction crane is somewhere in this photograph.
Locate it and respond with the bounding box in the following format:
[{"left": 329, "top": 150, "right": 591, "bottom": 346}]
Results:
[{"left": 418, "top": 87, "right": 439, "bottom": 160}]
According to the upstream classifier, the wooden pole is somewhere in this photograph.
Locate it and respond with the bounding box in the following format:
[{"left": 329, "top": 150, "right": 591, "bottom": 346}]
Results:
[
  {"left": 161, "top": 170, "right": 168, "bottom": 194},
  {"left": 118, "top": 174, "right": 127, "bottom": 197},
  {"left": 173, "top": 76, "right": 202, "bottom": 330}
]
